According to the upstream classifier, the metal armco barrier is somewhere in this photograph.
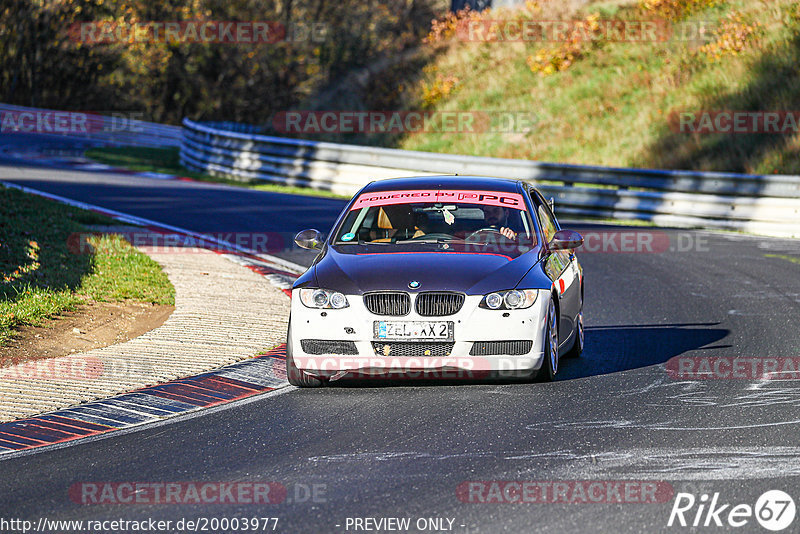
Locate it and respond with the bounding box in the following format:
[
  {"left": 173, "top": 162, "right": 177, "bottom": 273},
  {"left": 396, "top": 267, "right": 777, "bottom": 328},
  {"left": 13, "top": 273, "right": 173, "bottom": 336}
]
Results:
[
  {"left": 181, "top": 118, "right": 800, "bottom": 238},
  {"left": 0, "top": 103, "right": 181, "bottom": 148},
  {"left": 181, "top": 119, "right": 800, "bottom": 237}
]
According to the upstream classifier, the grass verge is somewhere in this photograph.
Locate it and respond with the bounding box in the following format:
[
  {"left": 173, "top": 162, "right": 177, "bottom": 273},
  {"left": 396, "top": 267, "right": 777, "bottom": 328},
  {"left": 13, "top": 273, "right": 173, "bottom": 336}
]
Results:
[
  {"left": 295, "top": 0, "right": 800, "bottom": 176},
  {"left": 85, "top": 146, "right": 349, "bottom": 199},
  {"left": 0, "top": 185, "right": 175, "bottom": 346},
  {"left": 405, "top": 0, "right": 800, "bottom": 175}
]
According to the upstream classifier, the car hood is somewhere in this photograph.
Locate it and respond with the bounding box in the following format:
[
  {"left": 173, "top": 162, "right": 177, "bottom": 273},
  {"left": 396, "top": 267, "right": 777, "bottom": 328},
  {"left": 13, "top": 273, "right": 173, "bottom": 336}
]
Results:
[{"left": 313, "top": 247, "right": 541, "bottom": 295}]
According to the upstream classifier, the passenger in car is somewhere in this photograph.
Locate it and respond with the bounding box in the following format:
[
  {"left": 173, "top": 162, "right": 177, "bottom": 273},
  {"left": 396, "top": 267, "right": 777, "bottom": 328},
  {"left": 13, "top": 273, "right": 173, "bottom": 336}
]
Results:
[{"left": 370, "top": 205, "right": 425, "bottom": 242}]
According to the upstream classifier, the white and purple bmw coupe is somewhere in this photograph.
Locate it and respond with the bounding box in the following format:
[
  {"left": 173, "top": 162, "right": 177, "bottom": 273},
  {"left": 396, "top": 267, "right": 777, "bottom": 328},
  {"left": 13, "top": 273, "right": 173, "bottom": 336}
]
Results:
[{"left": 287, "top": 176, "right": 584, "bottom": 386}]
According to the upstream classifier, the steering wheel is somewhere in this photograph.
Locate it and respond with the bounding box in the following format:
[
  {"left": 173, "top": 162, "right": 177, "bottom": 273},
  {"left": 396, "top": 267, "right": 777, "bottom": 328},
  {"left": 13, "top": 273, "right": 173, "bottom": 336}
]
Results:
[{"left": 466, "top": 227, "right": 512, "bottom": 242}]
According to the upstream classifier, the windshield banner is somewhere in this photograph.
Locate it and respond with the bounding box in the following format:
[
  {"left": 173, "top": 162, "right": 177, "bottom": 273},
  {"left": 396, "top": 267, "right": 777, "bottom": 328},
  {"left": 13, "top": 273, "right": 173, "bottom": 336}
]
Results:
[{"left": 351, "top": 190, "right": 526, "bottom": 210}]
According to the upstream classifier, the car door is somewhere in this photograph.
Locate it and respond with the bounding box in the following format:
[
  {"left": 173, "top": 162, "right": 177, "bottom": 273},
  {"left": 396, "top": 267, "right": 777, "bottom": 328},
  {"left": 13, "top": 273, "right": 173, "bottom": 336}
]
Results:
[{"left": 530, "top": 190, "right": 580, "bottom": 344}]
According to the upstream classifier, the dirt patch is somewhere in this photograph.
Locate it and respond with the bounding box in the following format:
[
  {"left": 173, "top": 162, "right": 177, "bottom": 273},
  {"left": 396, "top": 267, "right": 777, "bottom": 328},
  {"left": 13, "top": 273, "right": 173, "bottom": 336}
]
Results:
[{"left": 0, "top": 301, "right": 174, "bottom": 365}]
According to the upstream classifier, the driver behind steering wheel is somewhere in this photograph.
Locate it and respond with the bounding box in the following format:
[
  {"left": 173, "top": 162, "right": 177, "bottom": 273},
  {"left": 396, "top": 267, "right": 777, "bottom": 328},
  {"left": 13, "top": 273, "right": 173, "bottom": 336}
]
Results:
[{"left": 481, "top": 205, "right": 518, "bottom": 240}]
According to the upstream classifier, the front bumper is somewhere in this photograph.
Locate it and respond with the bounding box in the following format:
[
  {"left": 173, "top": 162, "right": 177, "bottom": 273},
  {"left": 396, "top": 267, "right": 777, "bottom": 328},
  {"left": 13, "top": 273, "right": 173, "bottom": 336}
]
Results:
[{"left": 288, "top": 290, "right": 550, "bottom": 379}]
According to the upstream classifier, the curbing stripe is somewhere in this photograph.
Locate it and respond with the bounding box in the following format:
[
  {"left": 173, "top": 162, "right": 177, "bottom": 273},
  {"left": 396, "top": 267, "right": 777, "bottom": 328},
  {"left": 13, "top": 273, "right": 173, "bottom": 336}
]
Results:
[
  {"left": 111, "top": 394, "right": 197, "bottom": 414},
  {"left": 39, "top": 414, "right": 112, "bottom": 432},
  {"left": 0, "top": 344, "right": 288, "bottom": 453},
  {"left": 60, "top": 406, "right": 149, "bottom": 425},
  {"left": 22, "top": 419, "right": 93, "bottom": 435},
  {"left": 157, "top": 381, "right": 240, "bottom": 400},
  {"left": 0, "top": 181, "right": 301, "bottom": 455},
  {"left": 95, "top": 398, "right": 178, "bottom": 417},
  {"left": 11, "top": 423, "right": 77, "bottom": 441},
  {"left": 145, "top": 389, "right": 222, "bottom": 406},
  {"left": 194, "top": 375, "right": 264, "bottom": 394},
  {"left": 0, "top": 432, "right": 49, "bottom": 446}
]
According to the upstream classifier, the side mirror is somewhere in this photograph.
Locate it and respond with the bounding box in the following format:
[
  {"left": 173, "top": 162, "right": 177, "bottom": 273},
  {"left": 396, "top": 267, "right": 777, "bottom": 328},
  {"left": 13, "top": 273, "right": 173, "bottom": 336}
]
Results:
[
  {"left": 549, "top": 229, "right": 583, "bottom": 251},
  {"left": 294, "top": 229, "right": 324, "bottom": 250}
]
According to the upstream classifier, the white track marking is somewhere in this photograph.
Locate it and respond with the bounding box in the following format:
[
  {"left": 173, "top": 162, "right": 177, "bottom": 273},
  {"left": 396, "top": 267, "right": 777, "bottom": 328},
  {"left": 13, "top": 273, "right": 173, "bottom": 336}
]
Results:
[{"left": 0, "top": 180, "right": 307, "bottom": 274}]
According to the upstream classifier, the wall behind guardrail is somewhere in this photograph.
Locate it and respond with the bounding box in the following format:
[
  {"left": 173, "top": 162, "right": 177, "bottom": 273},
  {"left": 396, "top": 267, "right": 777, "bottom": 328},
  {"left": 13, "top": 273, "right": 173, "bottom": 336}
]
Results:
[
  {"left": 0, "top": 103, "right": 181, "bottom": 148},
  {"left": 181, "top": 119, "right": 800, "bottom": 238}
]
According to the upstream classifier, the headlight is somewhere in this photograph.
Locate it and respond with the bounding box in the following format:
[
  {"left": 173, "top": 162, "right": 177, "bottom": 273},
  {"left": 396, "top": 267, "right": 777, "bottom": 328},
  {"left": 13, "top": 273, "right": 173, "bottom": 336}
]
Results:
[
  {"left": 299, "top": 288, "right": 349, "bottom": 309},
  {"left": 504, "top": 290, "right": 524, "bottom": 308},
  {"left": 485, "top": 292, "right": 503, "bottom": 309},
  {"left": 329, "top": 292, "right": 348, "bottom": 309},
  {"left": 480, "top": 289, "right": 538, "bottom": 310}
]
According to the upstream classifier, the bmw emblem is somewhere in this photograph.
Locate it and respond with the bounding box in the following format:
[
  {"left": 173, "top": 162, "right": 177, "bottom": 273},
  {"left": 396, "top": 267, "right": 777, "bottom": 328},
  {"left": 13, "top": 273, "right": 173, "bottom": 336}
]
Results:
[{"left": 408, "top": 280, "right": 420, "bottom": 289}]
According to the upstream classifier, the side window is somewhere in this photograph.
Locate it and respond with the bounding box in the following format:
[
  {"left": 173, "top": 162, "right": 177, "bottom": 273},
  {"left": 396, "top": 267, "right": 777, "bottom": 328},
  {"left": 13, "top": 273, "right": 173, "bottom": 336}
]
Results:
[
  {"left": 537, "top": 205, "right": 557, "bottom": 243},
  {"left": 530, "top": 191, "right": 558, "bottom": 244}
]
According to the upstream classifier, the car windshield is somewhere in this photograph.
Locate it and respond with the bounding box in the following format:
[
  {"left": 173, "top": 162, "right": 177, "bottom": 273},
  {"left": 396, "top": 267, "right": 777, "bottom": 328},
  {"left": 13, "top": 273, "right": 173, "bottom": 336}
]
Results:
[{"left": 334, "top": 189, "right": 536, "bottom": 257}]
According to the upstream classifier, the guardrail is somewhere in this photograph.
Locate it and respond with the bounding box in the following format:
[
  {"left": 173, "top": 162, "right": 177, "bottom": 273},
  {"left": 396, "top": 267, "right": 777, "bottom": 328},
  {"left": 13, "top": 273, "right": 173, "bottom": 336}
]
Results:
[
  {"left": 178, "top": 117, "right": 798, "bottom": 238},
  {"left": 0, "top": 103, "right": 181, "bottom": 148}
]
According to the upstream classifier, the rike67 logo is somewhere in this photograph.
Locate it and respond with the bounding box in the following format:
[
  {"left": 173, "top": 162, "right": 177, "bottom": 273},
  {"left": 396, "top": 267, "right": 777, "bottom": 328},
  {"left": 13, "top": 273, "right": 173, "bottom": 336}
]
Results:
[{"left": 668, "top": 490, "right": 796, "bottom": 531}]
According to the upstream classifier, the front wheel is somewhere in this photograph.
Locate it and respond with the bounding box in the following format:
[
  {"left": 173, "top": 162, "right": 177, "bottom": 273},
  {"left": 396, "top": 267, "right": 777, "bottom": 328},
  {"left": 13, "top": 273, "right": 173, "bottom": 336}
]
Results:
[
  {"left": 535, "top": 298, "right": 559, "bottom": 382},
  {"left": 285, "top": 324, "right": 325, "bottom": 388}
]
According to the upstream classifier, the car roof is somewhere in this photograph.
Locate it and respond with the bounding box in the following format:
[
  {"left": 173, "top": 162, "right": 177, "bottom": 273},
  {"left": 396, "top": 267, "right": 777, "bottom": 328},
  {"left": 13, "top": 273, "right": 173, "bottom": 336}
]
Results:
[{"left": 362, "top": 175, "right": 523, "bottom": 194}]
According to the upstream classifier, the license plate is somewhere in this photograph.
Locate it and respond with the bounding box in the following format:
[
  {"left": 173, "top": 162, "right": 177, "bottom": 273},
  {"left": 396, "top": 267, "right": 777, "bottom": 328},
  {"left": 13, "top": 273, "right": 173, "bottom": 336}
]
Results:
[{"left": 374, "top": 321, "right": 453, "bottom": 341}]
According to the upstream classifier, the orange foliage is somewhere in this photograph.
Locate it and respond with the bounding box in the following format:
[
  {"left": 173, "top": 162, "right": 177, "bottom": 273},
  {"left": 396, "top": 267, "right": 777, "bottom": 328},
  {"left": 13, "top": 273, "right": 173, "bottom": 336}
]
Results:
[
  {"left": 640, "top": 0, "right": 722, "bottom": 21},
  {"left": 695, "top": 12, "right": 762, "bottom": 62},
  {"left": 526, "top": 14, "right": 602, "bottom": 76}
]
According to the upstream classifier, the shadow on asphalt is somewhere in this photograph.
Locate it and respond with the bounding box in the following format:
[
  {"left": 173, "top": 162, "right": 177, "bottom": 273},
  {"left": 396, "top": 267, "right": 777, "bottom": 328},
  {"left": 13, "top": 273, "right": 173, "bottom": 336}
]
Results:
[{"left": 557, "top": 322, "right": 730, "bottom": 380}]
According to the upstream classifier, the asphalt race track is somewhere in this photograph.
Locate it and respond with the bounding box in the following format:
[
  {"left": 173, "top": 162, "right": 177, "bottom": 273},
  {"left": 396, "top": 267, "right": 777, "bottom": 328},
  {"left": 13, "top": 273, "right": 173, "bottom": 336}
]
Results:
[{"left": 2, "top": 133, "right": 800, "bottom": 533}]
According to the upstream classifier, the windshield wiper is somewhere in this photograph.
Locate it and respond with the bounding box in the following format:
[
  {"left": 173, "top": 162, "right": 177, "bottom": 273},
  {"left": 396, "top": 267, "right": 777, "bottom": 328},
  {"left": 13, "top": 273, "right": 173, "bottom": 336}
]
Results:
[
  {"left": 335, "top": 240, "right": 391, "bottom": 245},
  {"left": 395, "top": 238, "right": 452, "bottom": 244}
]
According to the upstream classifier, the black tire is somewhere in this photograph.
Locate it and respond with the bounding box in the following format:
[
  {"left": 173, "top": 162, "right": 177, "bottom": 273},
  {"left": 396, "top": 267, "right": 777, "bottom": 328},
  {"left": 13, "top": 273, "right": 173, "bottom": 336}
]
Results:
[
  {"left": 564, "top": 310, "right": 584, "bottom": 359},
  {"left": 535, "top": 298, "right": 559, "bottom": 382},
  {"left": 285, "top": 324, "right": 324, "bottom": 388}
]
